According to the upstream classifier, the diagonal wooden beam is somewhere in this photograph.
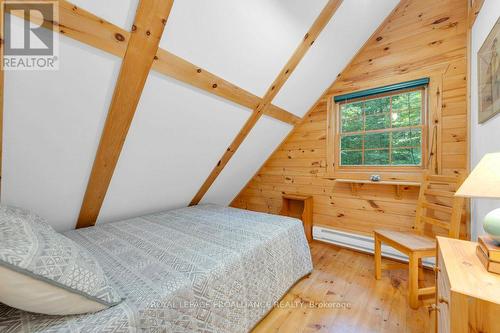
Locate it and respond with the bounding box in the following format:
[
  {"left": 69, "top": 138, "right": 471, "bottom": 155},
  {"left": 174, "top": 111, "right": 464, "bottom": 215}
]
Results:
[
  {"left": 12, "top": 0, "right": 299, "bottom": 125},
  {"left": 76, "top": 0, "right": 174, "bottom": 228},
  {"left": 189, "top": 0, "right": 343, "bottom": 205},
  {"left": 154, "top": 49, "right": 300, "bottom": 125}
]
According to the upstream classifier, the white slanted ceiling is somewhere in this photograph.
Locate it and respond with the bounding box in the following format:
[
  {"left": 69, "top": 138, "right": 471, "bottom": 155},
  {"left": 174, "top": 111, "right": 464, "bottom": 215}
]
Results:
[
  {"left": 161, "top": 0, "right": 329, "bottom": 97},
  {"left": 274, "top": 0, "right": 400, "bottom": 116},
  {"left": 2, "top": 24, "right": 119, "bottom": 231},
  {"left": 1, "top": 0, "right": 398, "bottom": 231},
  {"left": 97, "top": 73, "right": 248, "bottom": 223},
  {"left": 70, "top": 0, "right": 139, "bottom": 31},
  {"left": 202, "top": 116, "right": 292, "bottom": 205}
]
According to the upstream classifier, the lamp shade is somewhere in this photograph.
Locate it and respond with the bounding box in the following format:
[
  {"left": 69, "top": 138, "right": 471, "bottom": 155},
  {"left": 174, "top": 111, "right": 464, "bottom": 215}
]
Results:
[{"left": 456, "top": 152, "right": 500, "bottom": 198}]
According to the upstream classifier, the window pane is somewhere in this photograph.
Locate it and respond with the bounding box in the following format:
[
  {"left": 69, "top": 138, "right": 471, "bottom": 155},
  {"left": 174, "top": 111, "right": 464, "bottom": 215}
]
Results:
[
  {"left": 341, "top": 150, "right": 362, "bottom": 165},
  {"left": 335, "top": 87, "right": 424, "bottom": 168},
  {"left": 392, "top": 109, "right": 421, "bottom": 127},
  {"left": 392, "top": 147, "right": 422, "bottom": 165},
  {"left": 364, "top": 149, "right": 389, "bottom": 165},
  {"left": 365, "top": 97, "right": 390, "bottom": 130},
  {"left": 391, "top": 93, "right": 406, "bottom": 108},
  {"left": 364, "top": 97, "right": 390, "bottom": 116},
  {"left": 365, "top": 132, "right": 389, "bottom": 149},
  {"left": 408, "top": 91, "right": 422, "bottom": 126},
  {"left": 341, "top": 102, "right": 363, "bottom": 133},
  {"left": 341, "top": 134, "right": 363, "bottom": 150},
  {"left": 391, "top": 110, "right": 410, "bottom": 128},
  {"left": 391, "top": 90, "right": 422, "bottom": 128},
  {"left": 392, "top": 129, "right": 421, "bottom": 148},
  {"left": 365, "top": 113, "right": 390, "bottom": 130}
]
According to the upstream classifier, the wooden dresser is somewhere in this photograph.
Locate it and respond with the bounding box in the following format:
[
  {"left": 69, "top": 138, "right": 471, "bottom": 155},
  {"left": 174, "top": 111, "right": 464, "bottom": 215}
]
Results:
[{"left": 435, "top": 237, "right": 500, "bottom": 333}]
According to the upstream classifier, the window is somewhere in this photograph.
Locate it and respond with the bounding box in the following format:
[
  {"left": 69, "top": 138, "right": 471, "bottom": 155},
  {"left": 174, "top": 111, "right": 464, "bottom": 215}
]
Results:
[
  {"left": 328, "top": 78, "right": 429, "bottom": 175},
  {"left": 339, "top": 88, "right": 424, "bottom": 166}
]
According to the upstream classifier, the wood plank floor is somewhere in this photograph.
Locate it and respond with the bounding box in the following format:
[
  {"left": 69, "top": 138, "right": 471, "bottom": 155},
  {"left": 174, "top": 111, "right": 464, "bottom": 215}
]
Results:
[{"left": 253, "top": 241, "right": 434, "bottom": 333}]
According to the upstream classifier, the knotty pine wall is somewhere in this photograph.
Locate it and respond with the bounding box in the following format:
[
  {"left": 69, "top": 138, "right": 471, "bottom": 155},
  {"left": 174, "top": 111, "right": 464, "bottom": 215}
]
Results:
[{"left": 231, "top": 0, "right": 469, "bottom": 237}]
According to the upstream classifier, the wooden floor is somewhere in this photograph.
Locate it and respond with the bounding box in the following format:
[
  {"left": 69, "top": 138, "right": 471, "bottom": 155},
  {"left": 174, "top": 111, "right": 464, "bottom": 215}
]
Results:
[{"left": 253, "top": 241, "right": 434, "bottom": 333}]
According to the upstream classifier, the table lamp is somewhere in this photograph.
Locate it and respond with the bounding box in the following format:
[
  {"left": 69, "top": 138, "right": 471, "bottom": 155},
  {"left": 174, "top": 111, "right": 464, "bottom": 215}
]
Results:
[{"left": 456, "top": 152, "right": 500, "bottom": 244}]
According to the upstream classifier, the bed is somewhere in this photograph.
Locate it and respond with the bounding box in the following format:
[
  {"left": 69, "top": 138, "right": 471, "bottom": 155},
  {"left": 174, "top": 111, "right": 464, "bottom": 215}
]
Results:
[{"left": 0, "top": 204, "right": 313, "bottom": 332}]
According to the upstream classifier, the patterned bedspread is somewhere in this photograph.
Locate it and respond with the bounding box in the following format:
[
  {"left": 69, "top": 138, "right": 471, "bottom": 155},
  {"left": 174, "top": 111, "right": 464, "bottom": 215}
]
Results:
[{"left": 0, "top": 204, "right": 312, "bottom": 332}]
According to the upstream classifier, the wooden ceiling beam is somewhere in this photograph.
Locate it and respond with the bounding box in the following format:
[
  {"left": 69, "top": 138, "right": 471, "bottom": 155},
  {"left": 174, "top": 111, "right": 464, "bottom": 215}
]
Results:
[
  {"left": 11, "top": 0, "right": 299, "bottom": 125},
  {"left": 76, "top": 0, "right": 174, "bottom": 228},
  {"left": 154, "top": 49, "right": 300, "bottom": 125},
  {"left": 189, "top": 0, "right": 343, "bottom": 205}
]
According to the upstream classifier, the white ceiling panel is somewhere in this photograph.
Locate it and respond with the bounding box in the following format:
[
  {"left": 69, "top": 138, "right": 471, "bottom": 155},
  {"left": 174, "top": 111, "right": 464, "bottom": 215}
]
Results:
[
  {"left": 71, "top": 0, "right": 139, "bottom": 30},
  {"left": 97, "top": 72, "right": 250, "bottom": 224},
  {"left": 202, "top": 116, "right": 292, "bottom": 205},
  {"left": 161, "top": 0, "right": 328, "bottom": 97},
  {"left": 2, "top": 27, "right": 120, "bottom": 231},
  {"left": 273, "top": 0, "right": 399, "bottom": 116}
]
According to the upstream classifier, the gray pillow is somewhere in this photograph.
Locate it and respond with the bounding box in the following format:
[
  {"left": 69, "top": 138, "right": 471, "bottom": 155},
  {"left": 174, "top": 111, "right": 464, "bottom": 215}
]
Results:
[{"left": 0, "top": 205, "right": 122, "bottom": 315}]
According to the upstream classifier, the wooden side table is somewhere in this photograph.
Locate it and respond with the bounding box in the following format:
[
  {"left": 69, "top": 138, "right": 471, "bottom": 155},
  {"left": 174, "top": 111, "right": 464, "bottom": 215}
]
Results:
[
  {"left": 434, "top": 237, "right": 500, "bottom": 333},
  {"left": 280, "top": 194, "right": 313, "bottom": 242}
]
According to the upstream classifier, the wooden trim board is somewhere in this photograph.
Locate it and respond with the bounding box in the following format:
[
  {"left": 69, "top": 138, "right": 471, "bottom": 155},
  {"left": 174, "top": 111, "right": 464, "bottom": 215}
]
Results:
[
  {"left": 10, "top": 0, "right": 298, "bottom": 125},
  {"left": 189, "top": 0, "right": 343, "bottom": 205},
  {"left": 76, "top": 0, "right": 174, "bottom": 228}
]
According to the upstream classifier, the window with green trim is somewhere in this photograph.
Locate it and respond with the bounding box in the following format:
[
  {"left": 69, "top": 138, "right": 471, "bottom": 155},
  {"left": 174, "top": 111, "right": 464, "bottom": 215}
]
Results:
[{"left": 338, "top": 87, "right": 425, "bottom": 167}]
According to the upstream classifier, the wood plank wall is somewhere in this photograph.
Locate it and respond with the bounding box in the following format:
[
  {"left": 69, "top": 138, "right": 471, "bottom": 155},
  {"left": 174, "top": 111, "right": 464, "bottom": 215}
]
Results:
[{"left": 231, "top": 0, "right": 469, "bottom": 238}]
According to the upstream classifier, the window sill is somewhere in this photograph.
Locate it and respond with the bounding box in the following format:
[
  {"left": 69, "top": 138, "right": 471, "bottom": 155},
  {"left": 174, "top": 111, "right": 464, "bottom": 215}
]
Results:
[
  {"left": 324, "top": 167, "right": 426, "bottom": 183},
  {"left": 323, "top": 177, "right": 421, "bottom": 199},
  {"left": 333, "top": 178, "right": 421, "bottom": 186}
]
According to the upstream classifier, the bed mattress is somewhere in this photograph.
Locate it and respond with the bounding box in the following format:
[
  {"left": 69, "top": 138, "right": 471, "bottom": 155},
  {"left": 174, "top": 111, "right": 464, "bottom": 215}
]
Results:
[{"left": 0, "top": 204, "right": 312, "bottom": 332}]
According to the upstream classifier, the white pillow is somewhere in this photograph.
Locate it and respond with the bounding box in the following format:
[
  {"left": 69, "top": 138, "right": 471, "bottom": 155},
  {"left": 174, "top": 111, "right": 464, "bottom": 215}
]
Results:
[{"left": 0, "top": 206, "right": 122, "bottom": 315}]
